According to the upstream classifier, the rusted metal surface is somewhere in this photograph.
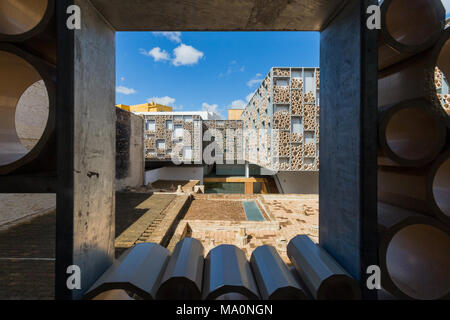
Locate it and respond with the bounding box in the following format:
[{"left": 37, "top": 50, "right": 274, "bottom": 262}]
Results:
[
  {"left": 378, "top": 202, "right": 450, "bottom": 300},
  {"left": 0, "top": 0, "right": 54, "bottom": 40},
  {"left": 250, "top": 245, "right": 308, "bottom": 300},
  {"left": 0, "top": 43, "right": 56, "bottom": 175},
  {"left": 378, "top": 150, "right": 450, "bottom": 226},
  {"left": 0, "top": 0, "right": 56, "bottom": 65},
  {"left": 378, "top": 99, "right": 446, "bottom": 167},
  {"left": 156, "top": 238, "right": 204, "bottom": 300},
  {"left": 202, "top": 244, "right": 260, "bottom": 300},
  {"left": 378, "top": 0, "right": 445, "bottom": 70},
  {"left": 379, "top": 29, "right": 450, "bottom": 126},
  {"left": 83, "top": 243, "right": 170, "bottom": 300},
  {"left": 287, "top": 235, "right": 361, "bottom": 300}
]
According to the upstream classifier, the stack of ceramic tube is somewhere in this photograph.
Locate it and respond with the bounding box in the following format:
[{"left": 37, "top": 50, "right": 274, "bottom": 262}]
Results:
[
  {"left": 377, "top": 0, "right": 450, "bottom": 300},
  {"left": 0, "top": 0, "right": 56, "bottom": 175}
]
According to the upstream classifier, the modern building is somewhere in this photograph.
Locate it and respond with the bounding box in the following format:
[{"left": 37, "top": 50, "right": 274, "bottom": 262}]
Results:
[
  {"left": 241, "top": 67, "right": 320, "bottom": 172},
  {"left": 134, "top": 111, "right": 221, "bottom": 162},
  {"left": 436, "top": 67, "right": 450, "bottom": 114},
  {"left": 118, "top": 67, "right": 320, "bottom": 194},
  {"left": 228, "top": 109, "right": 243, "bottom": 120}
]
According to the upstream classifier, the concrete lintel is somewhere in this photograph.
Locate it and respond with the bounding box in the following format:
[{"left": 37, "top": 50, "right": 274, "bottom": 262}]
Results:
[{"left": 89, "top": 0, "right": 349, "bottom": 31}]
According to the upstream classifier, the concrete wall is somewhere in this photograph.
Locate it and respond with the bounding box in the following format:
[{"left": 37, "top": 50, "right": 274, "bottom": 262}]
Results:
[
  {"left": 56, "top": 0, "right": 116, "bottom": 300},
  {"left": 116, "top": 108, "right": 144, "bottom": 191},
  {"left": 319, "top": 0, "right": 378, "bottom": 299},
  {"left": 15, "top": 80, "right": 49, "bottom": 150},
  {"left": 145, "top": 166, "right": 204, "bottom": 185},
  {"left": 72, "top": 0, "right": 116, "bottom": 299},
  {"left": 275, "top": 171, "right": 318, "bottom": 194}
]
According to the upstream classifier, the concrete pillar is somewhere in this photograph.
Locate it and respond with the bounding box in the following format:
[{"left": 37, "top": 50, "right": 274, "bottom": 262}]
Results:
[
  {"left": 56, "top": 0, "right": 116, "bottom": 300},
  {"left": 319, "top": 0, "right": 378, "bottom": 299},
  {"left": 245, "top": 162, "right": 250, "bottom": 178}
]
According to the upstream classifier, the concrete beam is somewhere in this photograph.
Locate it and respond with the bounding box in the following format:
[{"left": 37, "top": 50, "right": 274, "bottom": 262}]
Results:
[
  {"left": 319, "top": 0, "right": 378, "bottom": 299},
  {"left": 89, "top": 0, "right": 349, "bottom": 31}
]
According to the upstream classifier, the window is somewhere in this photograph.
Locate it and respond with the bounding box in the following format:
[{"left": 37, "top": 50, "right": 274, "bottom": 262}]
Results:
[
  {"left": 183, "top": 146, "right": 193, "bottom": 160},
  {"left": 275, "top": 105, "right": 289, "bottom": 113},
  {"left": 292, "top": 117, "right": 302, "bottom": 134},
  {"left": 280, "top": 79, "right": 290, "bottom": 86},
  {"left": 146, "top": 120, "right": 155, "bottom": 131},
  {"left": 184, "top": 116, "right": 193, "bottom": 122},
  {"left": 166, "top": 120, "right": 173, "bottom": 130},
  {"left": 174, "top": 125, "right": 183, "bottom": 138},
  {"left": 156, "top": 139, "right": 166, "bottom": 150}
]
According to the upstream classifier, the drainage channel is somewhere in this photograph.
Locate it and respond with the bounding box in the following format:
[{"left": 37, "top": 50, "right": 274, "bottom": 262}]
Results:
[{"left": 242, "top": 201, "right": 265, "bottom": 221}]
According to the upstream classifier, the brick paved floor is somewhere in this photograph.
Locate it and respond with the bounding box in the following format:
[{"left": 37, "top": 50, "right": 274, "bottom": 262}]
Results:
[
  {"left": 0, "top": 211, "right": 55, "bottom": 300},
  {"left": 0, "top": 194, "right": 56, "bottom": 228},
  {"left": 0, "top": 192, "right": 176, "bottom": 299}
]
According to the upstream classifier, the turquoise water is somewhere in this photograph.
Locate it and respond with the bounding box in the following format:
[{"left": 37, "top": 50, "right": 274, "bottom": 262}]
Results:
[
  {"left": 243, "top": 201, "right": 265, "bottom": 221},
  {"left": 204, "top": 182, "right": 245, "bottom": 194}
]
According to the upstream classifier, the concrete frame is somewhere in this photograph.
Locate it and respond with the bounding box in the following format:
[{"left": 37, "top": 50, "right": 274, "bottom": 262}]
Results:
[
  {"left": 319, "top": 0, "right": 378, "bottom": 299},
  {"left": 4, "top": 0, "right": 377, "bottom": 299}
]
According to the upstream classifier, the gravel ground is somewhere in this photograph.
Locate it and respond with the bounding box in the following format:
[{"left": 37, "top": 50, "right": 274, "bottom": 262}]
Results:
[{"left": 184, "top": 200, "right": 247, "bottom": 221}]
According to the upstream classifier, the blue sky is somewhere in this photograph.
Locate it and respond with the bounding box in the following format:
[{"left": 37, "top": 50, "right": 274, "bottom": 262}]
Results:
[
  {"left": 443, "top": 0, "right": 450, "bottom": 17},
  {"left": 116, "top": 3, "right": 450, "bottom": 119},
  {"left": 116, "top": 32, "right": 320, "bottom": 118}
]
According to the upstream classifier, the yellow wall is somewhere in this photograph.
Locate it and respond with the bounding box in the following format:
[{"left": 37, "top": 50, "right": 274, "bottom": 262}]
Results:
[
  {"left": 116, "top": 102, "right": 173, "bottom": 113},
  {"left": 116, "top": 104, "right": 131, "bottom": 112},
  {"left": 228, "top": 109, "right": 243, "bottom": 120}
]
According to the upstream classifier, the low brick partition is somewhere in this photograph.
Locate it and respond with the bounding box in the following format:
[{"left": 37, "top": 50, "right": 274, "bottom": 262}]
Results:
[
  {"left": 115, "top": 194, "right": 176, "bottom": 248},
  {"left": 193, "top": 193, "right": 258, "bottom": 201},
  {"left": 145, "top": 194, "right": 192, "bottom": 247},
  {"left": 164, "top": 193, "right": 319, "bottom": 263},
  {"left": 183, "top": 219, "right": 280, "bottom": 233},
  {"left": 181, "top": 180, "right": 200, "bottom": 192}
]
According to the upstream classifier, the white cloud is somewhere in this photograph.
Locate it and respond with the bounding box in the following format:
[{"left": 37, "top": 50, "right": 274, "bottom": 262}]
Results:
[
  {"left": 247, "top": 73, "right": 264, "bottom": 87},
  {"left": 229, "top": 99, "right": 247, "bottom": 109},
  {"left": 148, "top": 96, "right": 176, "bottom": 106},
  {"left": 202, "top": 103, "right": 224, "bottom": 119},
  {"left": 202, "top": 102, "right": 219, "bottom": 113},
  {"left": 221, "top": 61, "right": 245, "bottom": 77},
  {"left": 116, "top": 86, "right": 136, "bottom": 95},
  {"left": 153, "top": 32, "right": 182, "bottom": 43},
  {"left": 140, "top": 47, "right": 170, "bottom": 62},
  {"left": 442, "top": 0, "right": 450, "bottom": 13},
  {"left": 246, "top": 92, "right": 255, "bottom": 102},
  {"left": 172, "top": 44, "right": 204, "bottom": 66}
]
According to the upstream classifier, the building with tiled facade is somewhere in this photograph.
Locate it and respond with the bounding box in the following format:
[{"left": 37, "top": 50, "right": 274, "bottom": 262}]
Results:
[
  {"left": 128, "top": 66, "right": 321, "bottom": 175},
  {"left": 241, "top": 67, "right": 320, "bottom": 172},
  {"left": 435, "top": 67, "right": 450, "bottom": 115}
]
